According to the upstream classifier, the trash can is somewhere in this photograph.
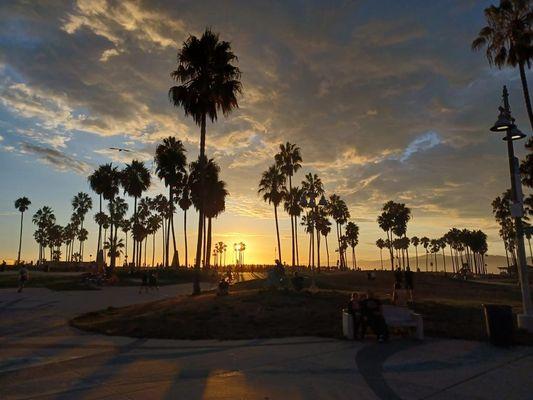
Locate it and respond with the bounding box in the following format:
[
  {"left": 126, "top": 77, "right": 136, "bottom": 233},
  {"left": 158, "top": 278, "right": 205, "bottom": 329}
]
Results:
[
  {"left": 483, "top": 304, "right": 514, "bottom": 347},
  {"left": 342, "top": 310, "right": 354, "bottom": 340}
]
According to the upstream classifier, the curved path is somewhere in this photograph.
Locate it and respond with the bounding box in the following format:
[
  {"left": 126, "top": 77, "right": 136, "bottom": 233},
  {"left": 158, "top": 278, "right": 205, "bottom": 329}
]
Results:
[{"left": 0, "top": 283, "right": 532, "bottom": 399}]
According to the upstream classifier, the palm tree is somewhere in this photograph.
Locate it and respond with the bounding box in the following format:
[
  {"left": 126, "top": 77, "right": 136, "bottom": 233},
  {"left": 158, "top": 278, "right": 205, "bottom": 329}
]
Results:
[
  {"left": 98, "top": 164, "right": 121, "bottom": 271},
  {"left": 72, "top": 192, "right": 92, "bottom": 261},
  {"left": 154, "top": 194, "right": 170, "bottom": 266},
  {"left": 88, "top": 166, "right": 109, "bottom": 257},
  {"left": 32, "top": 206, "right": 55, "bottom": 262},
  {"left": 420, "top": 236, "right": 430, "bottom": 271},
  {"left": 205, "top": 179, "right": 228, "bottom": 268},
  {"left": 283, "top": 186, "right": 304, "bottom": 266},
  {"left": 178, "top": 172, "right": 192, "bottom": 268},
  {"left": 147, "top": 214, "right": 162, "bottom": 267},
  {"left": 155, "top": 137, "right": 187, "bottom": 267},
  {"left": 258, "top": 165, "right": 286, "bottom": 262},
  {"left": 14, "top": 197, "right": 31, "bottom": 264},
  {"left": 439, "top": 237, "right": 447, "bottom": 273},
  {"left": 411, "top": 236, "right": 420, "bottom": 270},
  {"left": 316, "top": 211, "right": 332, "bottom": 267},
  {"left": 121, "top": 160, "right": 151, "bottom": 267},
  {"left": 169, "top": 28, "right": 242, "bottom": 295},
  {"left": 345, "top": 222, "right": 359, "bottom": 269},
  {"left": 120, "top": 218, "right": 131, "bottom": 265},
  {"left": 328, "top": 194, "right": 349, "bottom": 269},
  {"left": 302, "top": 173, "right": 325, "bottom": 268},
  {"left": 472, "top": 0, "right": 533, "bottom": 130},
  {"left": 275, "top": 142, "right": 302, "bottom": 267},
  {"left": 376, "top": 238, "right": 385, "bottom": 270},
  {"left": 430, "top": 239, "right": 440, "bottom": 271}
]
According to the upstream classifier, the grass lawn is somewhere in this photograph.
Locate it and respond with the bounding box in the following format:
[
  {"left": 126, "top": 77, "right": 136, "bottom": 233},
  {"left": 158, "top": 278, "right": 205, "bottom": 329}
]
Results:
[
  {"left": 0, "top": 268, "right": 218, "bottom": 291},
  {"left": 70, "top": 271, "right": 533, "bottom": 344}
]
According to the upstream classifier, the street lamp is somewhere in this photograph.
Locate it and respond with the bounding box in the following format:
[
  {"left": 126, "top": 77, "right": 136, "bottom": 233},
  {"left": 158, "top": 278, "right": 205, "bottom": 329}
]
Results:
[{"left": 491, "top": 86, "right": 533, "bottom": 332}]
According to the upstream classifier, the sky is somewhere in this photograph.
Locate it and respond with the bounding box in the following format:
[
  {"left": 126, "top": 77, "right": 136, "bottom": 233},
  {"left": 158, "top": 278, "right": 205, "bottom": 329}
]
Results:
[{"left": 0, "top": 0, "right": 531, "bottom": 266}]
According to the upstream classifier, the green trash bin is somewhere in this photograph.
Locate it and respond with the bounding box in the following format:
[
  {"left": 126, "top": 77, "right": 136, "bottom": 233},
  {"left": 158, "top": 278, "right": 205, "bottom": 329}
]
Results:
[{"left": 483, "top": 304, "right": 514, "bottom": 347}]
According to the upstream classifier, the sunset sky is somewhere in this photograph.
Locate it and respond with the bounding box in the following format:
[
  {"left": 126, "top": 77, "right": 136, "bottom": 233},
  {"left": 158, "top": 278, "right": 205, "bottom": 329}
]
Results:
[{"left": 0, "top": 0, "right": 530, "bottom": 266}]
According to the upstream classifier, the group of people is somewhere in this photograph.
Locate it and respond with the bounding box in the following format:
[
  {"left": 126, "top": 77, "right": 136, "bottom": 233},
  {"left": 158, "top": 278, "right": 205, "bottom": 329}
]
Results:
[
  {"left": 347, "top": 290, "right": 389, "bottom": 343},
  {"left": 393, "top": 266, "right": 415, "bottom": 303},
  {"left": 138, "top": 270, "right": 159, "bottom": 293}
]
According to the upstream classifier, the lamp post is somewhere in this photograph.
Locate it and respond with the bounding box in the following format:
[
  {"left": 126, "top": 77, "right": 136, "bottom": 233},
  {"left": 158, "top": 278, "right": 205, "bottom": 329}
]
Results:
[{"left": 491, "top": 86, "right": 533, "bottom": 332}]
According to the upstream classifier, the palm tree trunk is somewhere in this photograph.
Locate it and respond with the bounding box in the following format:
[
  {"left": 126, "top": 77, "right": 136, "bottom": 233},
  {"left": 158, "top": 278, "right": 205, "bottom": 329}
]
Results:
[
  {"left": 97, "top": 194, "right": 102, "bottom": 256},
  {"left": 380, "top": 248, "right": 383, "bottom": 270},
  {"left": 184, "top": 210, "right": 188, "bottom": 268},
  {"left": 193, "top": 113, "right": 207, "bottom": 294},
  {"left": 206, "top": 217, "right": 212, "bottom": 268},
  {"left": 387, "top": 231, "right": 394, "bottom": 271},
  {"left": 161, "top": 217, "right": 166, "bottom": 266},
  {"left": 442, "top": 248, "right": 446, "bottom": 274},
  {"left": 295, "top": 216, "right": 300, "bottom": 266},
  {"left": 78, "top": 219, "right": 84, "bottom": 261},
  {"left": 289, "top": 176, "right": 295, "bottom": 268},
  {"left": 132, "top": 196, "right": 137, "bottom": 267},
  {"left": 202, "top": 215, "right": 207, "bottom": 267},
  {"left": 316, "top": 227, "right": 321, "bottom": 270},
  {"left": 519, "top": 61, "right": 533, "bottom": 131},
  {"left": 17, "top": 212, "right": 24, "bottom": 264},
  {"left": 170, "top": 188, "right": 179, "bottom": 267},
  {"left": 325, "top": 235, "right": 330, "bottom": 267},
  {"left": 274, "top": 205, "right": 282, "bottom": 262},
  {"left": 167, "top": 188, "right": 173, "bottom": 267},
  {"left": 415, "top": 246, "right": 419, "bottom": 269},
  {"left": 144, "top": 237, "right": 148, "bottom": 267},
  {"left": 308, "top": 230, "right": 312, "bottom": 267}
]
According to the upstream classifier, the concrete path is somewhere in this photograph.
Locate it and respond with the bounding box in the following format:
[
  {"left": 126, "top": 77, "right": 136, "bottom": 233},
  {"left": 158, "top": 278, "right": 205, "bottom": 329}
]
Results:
[{"left": 0, "top": 284, "right": 532, "bottom": 399}]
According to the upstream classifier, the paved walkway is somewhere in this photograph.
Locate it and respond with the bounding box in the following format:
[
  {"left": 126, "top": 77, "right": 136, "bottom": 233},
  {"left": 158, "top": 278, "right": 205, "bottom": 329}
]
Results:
[{"left": 0, "top": 284, "right": 532, "bottom": 399}]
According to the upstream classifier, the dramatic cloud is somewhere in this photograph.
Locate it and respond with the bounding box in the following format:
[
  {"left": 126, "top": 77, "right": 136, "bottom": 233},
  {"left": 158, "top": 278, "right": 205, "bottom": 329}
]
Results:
[{"left": 0, "top": 0, "right": 527, "bottom": 262}]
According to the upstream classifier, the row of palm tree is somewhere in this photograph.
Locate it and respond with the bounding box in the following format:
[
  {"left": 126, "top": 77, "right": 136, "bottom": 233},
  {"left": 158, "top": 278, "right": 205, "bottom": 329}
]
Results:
[
  {"left": 375, "top": 228, "right": 488, "bottom": 275},
  {"left": 259, "top": 150, "right": 358, "bottom": 269}
]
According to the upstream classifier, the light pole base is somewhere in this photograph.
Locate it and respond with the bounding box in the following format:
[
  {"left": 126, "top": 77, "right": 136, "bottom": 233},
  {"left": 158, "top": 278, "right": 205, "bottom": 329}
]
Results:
[{"left": 517, "top": 314, "right": 533, "bottom": 333}]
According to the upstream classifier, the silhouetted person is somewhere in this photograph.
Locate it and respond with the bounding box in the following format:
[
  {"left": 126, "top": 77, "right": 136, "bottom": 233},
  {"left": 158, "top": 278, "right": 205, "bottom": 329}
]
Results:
[
  {"left": 404, "top": 266, "right": 414, "bottom": 301},
  {"left": 360, "top": 290, "right": 389, "bottom": 342},
  {"left": 139, "top": 270, "right": 149, "bottom": 294},
  {"left": 347, "top": 292, "right": 362, "bottom": 340},
  {"left": 1, "top": 260, "right": 6, "bottom": 272},
  {"left": 394, "top": 266, "right": 403, "bottom": 286},
  {"left": 18, "top": 265, "right": 29, "bottom": 293}
]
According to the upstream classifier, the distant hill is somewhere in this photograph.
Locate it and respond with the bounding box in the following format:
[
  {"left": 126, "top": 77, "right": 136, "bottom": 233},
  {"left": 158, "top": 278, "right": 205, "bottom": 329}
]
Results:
[{"left": 357, "top": 254, "right": 515, "bottom": 274}]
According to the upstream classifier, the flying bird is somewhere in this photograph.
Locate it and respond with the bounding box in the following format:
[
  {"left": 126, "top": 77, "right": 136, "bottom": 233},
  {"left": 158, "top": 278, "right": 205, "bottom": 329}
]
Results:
[{"left": 109, "top": 147, "right": 132, "bottom": 152}]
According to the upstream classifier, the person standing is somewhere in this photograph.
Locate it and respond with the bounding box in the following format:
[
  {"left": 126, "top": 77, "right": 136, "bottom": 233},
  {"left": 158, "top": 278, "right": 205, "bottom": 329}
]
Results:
[
  {"left": 18, "top": 265, "right": 29, "bottom": 293},
  {"left": 404, "top": 266, "right": 414, "bottom": 301}
]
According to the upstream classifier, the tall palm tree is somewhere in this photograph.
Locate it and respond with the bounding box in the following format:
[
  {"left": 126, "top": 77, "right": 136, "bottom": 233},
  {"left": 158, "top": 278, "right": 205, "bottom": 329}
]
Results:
[
  {"left": 421, "top": 236, "right": 430, "bottom": 271},
  {"left": 302, "top": 173, "right": 325, "bottom": 268},
  {"left": 258, "top": 165, "right": 286, "bottom": 262},
  {"left": 376, "top": 238, "right": 385, "bottom": 270},
  {"left": 98, "top": 164, "right": 121, "bottom": 271},
  {"left": 154, "top": 194, "right": 170, "bottom": 266},
  {"left": 32, "top": 206, "right": 55, "bottom": 262},
  {"left": 72, "top": 192, "right": 92, "bottom": 261},
  {"left": 345, "top": 222, "right": 360, "bottom": 269},
  {"left": 178, "top": 172, "right": 192, "bottom": 268},
  {"left": 169, "top": 28, "right": 242, "bottom": 294},
  {"left": 147, "top": 214, "right": 162, "bottom": 267},
  {"left": 120, "top": 218, "right": 132, "bottom": 265},
  {"left": 328, "top": 194, "right": 350, "bottom": 269},
  {"left": 155, "top": 137, "right": 186, "bottom": 268},
  {"left": 275, "top": 142, "right": 302, "bottom": 267},
  {"left": 411, "top": 236, "right": 420, "bottom": 270},
  {"left": 121, "top": 160, "right": 151, "bottom": 267},
  {"left": 14, "top": 197, "right": 31, "bottom": 264},
  {"left": 284, "top": 186, "right": 304, "bottom": 266},
  {"left": 472, "top": 0, "right": 533, "bottom": 130},
  {"left": 205, "top": 179, "right": 228, "bottom": 268},
  {"left": 88, "top": 166, "right": 109, "bottom": 257},
  {"left": 317, "top": 215, "right": 332, "bottom": 267}
]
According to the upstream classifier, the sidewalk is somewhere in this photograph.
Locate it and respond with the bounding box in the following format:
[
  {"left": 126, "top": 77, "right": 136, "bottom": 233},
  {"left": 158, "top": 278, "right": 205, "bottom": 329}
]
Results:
[{"left": 0, "top": 285, "right": 532, "bottom": 399}]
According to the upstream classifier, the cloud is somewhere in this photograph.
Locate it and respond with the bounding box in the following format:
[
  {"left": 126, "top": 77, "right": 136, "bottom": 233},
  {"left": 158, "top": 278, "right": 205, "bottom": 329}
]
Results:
[{"left": 19, "top": 142, "right": 92, "bottom": 174}]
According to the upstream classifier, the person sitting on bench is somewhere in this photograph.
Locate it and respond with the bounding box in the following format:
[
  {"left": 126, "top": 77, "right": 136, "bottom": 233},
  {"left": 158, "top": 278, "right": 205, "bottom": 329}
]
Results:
[{"left": 360, "top": 290, "right": 389, "bottom": 343}]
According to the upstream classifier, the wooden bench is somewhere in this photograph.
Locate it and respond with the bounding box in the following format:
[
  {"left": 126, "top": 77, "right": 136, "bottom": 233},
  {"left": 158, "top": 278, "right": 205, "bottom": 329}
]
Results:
[{"left": 382, "top": 305, "right": 424, "bottom": 340}]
